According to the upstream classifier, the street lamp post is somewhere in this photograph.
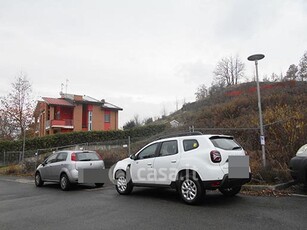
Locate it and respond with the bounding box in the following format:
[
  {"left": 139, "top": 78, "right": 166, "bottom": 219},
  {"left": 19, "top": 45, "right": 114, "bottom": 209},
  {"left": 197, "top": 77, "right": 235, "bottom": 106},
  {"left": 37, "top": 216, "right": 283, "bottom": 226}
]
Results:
[{"left": 247, "top": 54, "right": 266, "bottom": 168}]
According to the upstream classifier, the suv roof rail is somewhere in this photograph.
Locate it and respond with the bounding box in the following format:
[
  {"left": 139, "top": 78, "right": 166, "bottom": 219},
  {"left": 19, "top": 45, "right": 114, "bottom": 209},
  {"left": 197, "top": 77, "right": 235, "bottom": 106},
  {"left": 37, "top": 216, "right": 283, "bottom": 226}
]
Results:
[{"left": 156, "top": 131, "right": 203, "bottom": 140}]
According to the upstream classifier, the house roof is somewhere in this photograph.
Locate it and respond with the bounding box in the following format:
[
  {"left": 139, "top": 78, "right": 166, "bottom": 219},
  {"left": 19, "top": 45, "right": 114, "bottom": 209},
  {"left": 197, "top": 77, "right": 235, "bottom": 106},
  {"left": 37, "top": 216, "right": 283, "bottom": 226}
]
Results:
[
  {"left": 39, "top": 94, "right": 122, "bottom": 111},
  {"left": 102, "top": 102, "right": 123, "bottom": 111},
  {"left": 42, "top": 97, "right": 75, "bottom": 107},
  {"left": 61, "top": 93, "right": 102, "bottom": 104}
]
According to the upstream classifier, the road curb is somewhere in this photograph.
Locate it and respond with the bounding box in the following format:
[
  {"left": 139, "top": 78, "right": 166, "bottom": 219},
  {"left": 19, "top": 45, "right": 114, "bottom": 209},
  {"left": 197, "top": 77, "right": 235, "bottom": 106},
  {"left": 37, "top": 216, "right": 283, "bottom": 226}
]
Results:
[{"left": 243, "top": 180, "right": 296, "bottom": 191}]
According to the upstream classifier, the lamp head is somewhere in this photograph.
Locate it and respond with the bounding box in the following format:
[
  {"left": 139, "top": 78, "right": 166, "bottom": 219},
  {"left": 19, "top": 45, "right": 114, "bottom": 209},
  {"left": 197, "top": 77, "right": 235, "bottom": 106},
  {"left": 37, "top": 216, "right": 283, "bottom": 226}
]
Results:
[{"left": 248, "top": 54, "right": 265, "bottom": 61}]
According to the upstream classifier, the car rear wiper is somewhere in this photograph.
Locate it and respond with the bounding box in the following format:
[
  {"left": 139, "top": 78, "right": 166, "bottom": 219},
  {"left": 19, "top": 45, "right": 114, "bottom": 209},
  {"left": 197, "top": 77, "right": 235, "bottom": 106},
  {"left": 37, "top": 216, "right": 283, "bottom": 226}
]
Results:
[
  {"left": 79, "top": 159, "right": 92, "bottom": 161},
  {"left": 232, "top": 146, "right": 242, "bottom": 150}
]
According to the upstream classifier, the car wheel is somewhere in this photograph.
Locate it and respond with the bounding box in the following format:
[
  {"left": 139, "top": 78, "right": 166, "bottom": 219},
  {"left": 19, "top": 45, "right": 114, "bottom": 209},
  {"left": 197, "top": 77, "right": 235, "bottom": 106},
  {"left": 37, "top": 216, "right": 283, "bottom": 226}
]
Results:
[
  {"left": 35, "top": 172, "right": 44, "bottom": 187},
  {"left": 115, "top": 171, "right": 133, "bottom": 195},
  {"left": 178, "top": 174, "right": 204, "bottom": 205},
  {"left": 95, "top": 183, "right": 104, "bottom": 188},
  {"left": 219, "top": 186, "right": 242, "bottom": 197},
  {"left": 60, "top": 173, "right": 71, "bottom": 191}
]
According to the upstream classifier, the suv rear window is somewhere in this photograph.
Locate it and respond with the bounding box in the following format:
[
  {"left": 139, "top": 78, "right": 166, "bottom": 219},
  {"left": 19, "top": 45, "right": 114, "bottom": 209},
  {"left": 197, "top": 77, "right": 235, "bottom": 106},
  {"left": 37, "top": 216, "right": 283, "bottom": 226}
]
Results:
[
  {"left": 75, "top": 152, "right": 101, "bottom": 161},
  {"left": 209, "top": 136, "right": 242, "bottom": 150}
]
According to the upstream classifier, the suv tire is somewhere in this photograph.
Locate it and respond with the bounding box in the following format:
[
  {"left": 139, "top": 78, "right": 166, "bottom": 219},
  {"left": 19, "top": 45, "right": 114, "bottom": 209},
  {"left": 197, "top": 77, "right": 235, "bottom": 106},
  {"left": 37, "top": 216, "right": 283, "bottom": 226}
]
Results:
[
  {"left": 219, "top": 186, "right": 241, "bottom": 197},
  {"left": 178, "top": 174, "right": 204, "bottom": 205},
  {"left": 115, "top": 171, "right": 133, "bottom": 195}
]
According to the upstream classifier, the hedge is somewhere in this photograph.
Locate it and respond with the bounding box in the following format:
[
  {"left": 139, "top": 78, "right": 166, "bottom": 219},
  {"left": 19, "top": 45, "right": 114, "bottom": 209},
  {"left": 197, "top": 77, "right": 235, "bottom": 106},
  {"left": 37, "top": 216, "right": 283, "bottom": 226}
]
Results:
[{"left": 0, "top": 124, "right": 167, "bottom": 152}]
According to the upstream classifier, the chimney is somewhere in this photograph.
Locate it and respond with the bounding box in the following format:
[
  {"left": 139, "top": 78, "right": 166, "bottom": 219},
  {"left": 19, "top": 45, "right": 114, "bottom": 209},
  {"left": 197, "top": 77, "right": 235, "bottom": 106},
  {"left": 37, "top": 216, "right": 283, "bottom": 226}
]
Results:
[{"left": 74, "top": 95, "right": 83, "bottom": 101}]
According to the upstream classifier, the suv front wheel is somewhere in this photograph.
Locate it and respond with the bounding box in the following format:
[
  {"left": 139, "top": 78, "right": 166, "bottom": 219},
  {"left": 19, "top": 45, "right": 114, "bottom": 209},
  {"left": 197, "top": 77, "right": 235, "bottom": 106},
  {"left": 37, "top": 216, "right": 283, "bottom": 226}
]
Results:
[
  {"left": 115, "top": 171, "right": 133, "bottom": 195},
  {"left": 178, "top": 174, "right": 204, "bottom": 205}
]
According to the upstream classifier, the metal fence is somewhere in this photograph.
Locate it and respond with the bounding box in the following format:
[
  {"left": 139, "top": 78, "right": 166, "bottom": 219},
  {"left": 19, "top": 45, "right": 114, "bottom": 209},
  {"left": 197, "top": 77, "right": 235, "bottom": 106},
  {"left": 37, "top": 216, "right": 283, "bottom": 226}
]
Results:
[
  {"left": 2, "top": 128, "right": 253, "bottom": 172},
  {"left": 0, "top": 137, "right": 135, "bottom": 174}
]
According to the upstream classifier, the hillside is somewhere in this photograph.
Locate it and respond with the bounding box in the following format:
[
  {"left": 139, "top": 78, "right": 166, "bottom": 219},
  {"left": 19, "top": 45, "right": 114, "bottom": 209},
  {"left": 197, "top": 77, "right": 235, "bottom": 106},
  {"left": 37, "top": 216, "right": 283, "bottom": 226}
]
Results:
[{"left": 157, "top": 81, "right": 307, "bottom": 183}]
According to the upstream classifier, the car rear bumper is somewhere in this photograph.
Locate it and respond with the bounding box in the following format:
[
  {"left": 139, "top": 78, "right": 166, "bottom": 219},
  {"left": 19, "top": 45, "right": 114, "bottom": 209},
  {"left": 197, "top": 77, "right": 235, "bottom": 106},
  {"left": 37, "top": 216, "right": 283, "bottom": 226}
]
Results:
[{"left": 203, "top": 173, "right": 252, "bottom": 189}]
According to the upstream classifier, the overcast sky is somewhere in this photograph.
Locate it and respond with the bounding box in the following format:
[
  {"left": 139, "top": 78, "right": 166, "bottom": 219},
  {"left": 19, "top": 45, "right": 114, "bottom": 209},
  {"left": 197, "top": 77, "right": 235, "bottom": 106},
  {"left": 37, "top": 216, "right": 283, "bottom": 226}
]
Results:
[{"left": 1, "top": 0, "right": 307, "bottom": 127}]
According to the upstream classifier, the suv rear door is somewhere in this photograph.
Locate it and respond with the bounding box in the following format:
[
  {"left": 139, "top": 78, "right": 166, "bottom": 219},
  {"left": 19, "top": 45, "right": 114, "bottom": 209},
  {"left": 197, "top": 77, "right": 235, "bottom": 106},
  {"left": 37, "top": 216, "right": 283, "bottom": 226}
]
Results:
[{"left": 154, "top": 140, "right": 180, "bottom": 185}]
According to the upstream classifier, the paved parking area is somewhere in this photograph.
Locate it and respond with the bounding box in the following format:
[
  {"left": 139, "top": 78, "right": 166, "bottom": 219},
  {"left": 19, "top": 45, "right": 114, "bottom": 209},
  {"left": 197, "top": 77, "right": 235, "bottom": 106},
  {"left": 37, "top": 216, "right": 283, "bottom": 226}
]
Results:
[{"left": 0, "top": 176, "right": 306, "bottom": 230}]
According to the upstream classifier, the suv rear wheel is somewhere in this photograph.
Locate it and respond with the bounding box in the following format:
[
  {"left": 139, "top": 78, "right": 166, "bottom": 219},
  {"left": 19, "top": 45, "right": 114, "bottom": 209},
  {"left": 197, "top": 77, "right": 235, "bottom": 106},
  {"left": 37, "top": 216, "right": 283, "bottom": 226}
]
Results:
[
  {"left": 115, "top": 171, "right": 133, "bottom": 195},
  {"left": 219, "top": 186, "right": 241, "bottom": 197},
  {"left": 178, "top": 174, "right": 204, "bottom": 205}
]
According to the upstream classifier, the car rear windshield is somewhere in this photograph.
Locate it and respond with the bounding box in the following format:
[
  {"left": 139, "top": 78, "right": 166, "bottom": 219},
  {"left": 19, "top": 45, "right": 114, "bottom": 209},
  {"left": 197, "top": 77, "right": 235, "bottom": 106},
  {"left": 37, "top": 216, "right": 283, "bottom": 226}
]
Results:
[
  {"left": 209, "top": 136, "right": 242, "bottom": 150},
  {"left": 75, "top": 152, "right": 101, "bottom": 161}
]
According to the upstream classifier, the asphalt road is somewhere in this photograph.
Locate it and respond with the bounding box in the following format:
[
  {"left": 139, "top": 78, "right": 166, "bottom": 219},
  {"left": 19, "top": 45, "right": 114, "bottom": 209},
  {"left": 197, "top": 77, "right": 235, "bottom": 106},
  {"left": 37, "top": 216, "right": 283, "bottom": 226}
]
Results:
[{"left": 0, "top": 176, "right": 306, "bottom": 230}]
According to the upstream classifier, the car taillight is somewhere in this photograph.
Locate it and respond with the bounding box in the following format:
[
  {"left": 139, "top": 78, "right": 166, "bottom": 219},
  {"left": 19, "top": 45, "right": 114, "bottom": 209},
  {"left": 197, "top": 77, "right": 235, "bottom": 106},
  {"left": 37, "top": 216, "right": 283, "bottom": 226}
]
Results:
[
  {"left": 71, "top": 152, "right": 77, "bottom": 161},
  {"left": 96, "top": 153, "right": 103, "bottom": 160},
  {"left": 210, "top": 150, "right": 221, "bottom": 163}
]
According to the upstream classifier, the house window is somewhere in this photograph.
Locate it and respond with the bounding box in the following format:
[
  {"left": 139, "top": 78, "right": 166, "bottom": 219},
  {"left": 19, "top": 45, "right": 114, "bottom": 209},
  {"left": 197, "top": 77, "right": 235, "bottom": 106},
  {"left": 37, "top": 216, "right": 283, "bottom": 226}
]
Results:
[
  {"left": 88, "top": 111, "right": 92, "bottom": 131},
  {"left": 104, "top": 111, "right": 110, "bottom": 123}
]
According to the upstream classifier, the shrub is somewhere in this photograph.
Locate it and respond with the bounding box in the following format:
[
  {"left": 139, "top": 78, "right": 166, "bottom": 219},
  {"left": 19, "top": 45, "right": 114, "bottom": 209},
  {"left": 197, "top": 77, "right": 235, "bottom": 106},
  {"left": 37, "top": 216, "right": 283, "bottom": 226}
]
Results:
[{"left": 0, "top": 124, "right": 166, "bottom": 152}]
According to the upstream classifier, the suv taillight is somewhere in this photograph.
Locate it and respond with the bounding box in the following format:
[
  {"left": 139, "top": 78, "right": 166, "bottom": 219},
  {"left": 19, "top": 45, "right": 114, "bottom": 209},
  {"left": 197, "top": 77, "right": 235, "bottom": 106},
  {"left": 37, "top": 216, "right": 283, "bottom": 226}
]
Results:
[
  {"left": 210, "top": 150, "right": 221, "bottom": 163},
  {"left": 71, "top": 152, "right": 77, "bottom": 161}
]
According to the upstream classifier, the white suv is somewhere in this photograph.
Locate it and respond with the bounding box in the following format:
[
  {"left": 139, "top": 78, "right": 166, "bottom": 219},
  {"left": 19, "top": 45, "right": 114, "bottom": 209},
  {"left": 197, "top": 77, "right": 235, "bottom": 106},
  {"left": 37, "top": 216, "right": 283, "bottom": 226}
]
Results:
[{"left": 113, "top": 132, "right": 251, "bottom": 204}]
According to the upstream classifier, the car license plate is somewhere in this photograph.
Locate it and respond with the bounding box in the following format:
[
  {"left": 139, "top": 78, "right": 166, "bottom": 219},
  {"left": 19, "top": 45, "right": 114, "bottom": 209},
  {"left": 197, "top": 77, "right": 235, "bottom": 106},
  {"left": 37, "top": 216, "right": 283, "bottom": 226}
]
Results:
[{"left": 228, "top": 156, "right": 249, "bottom": 179}]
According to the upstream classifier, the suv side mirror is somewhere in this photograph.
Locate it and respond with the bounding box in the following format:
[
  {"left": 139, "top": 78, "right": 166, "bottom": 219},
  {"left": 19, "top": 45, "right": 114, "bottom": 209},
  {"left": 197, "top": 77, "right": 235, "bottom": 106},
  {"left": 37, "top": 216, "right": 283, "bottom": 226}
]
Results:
[{"left": 129, "top": 154, "right": 136, "bottom": 160}]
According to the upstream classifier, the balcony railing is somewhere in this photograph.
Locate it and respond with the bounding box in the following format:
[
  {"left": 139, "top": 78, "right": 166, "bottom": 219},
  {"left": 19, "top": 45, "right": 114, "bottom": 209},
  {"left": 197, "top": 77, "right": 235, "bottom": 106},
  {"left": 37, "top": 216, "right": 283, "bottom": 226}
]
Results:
[{"left": 46, "top": 119, "right": 74, "bottom": 129}]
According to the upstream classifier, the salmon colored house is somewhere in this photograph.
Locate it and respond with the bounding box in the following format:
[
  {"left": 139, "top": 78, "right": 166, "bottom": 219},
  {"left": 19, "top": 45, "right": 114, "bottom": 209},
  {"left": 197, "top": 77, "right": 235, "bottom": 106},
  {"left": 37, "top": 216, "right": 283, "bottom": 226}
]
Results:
[{"left": 34, "top": 93, "right": 122, "bottom": 137}]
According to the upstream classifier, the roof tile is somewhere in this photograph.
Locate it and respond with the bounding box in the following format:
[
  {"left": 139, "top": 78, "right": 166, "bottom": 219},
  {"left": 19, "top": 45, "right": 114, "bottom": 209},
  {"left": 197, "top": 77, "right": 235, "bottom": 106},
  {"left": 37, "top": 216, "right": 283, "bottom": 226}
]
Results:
[{"left": 42, "top": 97, "right": 74, "bottom": 106}]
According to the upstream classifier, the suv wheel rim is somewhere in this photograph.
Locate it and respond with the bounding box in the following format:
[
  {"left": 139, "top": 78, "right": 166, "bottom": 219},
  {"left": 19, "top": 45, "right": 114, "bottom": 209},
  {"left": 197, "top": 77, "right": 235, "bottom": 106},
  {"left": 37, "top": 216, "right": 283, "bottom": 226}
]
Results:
[
  {"left": 117, "top": 176, "right": 127, "bottom": 192},
  {"left": 181, "top": 179, "right": 197, "bottom": 201},
  {"left": 61, "top": 176, "right": 67, "bottom": 189}
]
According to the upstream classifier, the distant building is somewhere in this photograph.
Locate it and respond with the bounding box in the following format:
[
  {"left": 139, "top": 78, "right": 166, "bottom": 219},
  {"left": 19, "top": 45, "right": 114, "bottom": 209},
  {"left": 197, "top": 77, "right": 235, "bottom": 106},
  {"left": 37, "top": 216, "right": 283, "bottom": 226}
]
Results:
[
  {"left": 34, "top": 93, "right": 122, "bottom": 137},
  {"left": 170, "top": 120, "right": 180, "bottom": 128}
]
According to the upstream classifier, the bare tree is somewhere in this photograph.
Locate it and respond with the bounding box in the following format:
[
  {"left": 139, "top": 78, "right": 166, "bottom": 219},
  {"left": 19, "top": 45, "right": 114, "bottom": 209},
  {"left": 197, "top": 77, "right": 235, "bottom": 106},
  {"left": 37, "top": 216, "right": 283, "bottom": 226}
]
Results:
[
  {"left": 213, "top": 56, "right": 245, "bottom": 86},
  {"left": 285, "top": 64, "right": 298, "bottom": 81},
  {"left": 123, "top": 120, "right": 136, "bottom": 130},
  {"left": 133, "top": 114, "right": 141, "bottom": 126},
  {"left": 298, "top": 51, "right": 307, "bottom": 81},
  {"left": 0, "top": 73, "right": 34, "bottom": 140},
  {"left": 143, "top": 117, "right": 153, "bottom": 125},
  {"left": 195, "top": 84, "right": 208, "bottom": 101},
  {"left": 0, "top": 111, "right": 15, "bottom": 140},
  {"left": 161, "top": 105, "right": 168, "bottom": 118}
]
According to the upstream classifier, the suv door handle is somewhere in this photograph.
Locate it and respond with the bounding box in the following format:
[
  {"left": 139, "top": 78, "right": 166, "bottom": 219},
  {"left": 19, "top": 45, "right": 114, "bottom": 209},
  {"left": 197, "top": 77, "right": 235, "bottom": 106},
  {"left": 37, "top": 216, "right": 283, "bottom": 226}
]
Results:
[
  {"left": 171, "top": 160, "right": 177, "bottom": 163},
  {"left": 147, "top": 163, "right": 152, "bottom": 166}
]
